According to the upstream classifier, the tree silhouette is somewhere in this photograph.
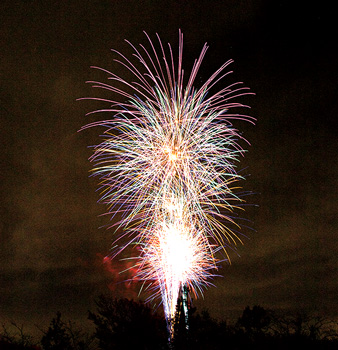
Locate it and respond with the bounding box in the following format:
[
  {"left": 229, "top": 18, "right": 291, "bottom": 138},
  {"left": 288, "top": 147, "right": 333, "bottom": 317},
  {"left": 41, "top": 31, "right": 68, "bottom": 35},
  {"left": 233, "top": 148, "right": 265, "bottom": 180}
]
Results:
[
  {"left": 269, "top": 311, "right": 338, "bottom": 349},
  {"left": 41, "top": 312, "right": 72, "bottom": 350},
  {"left": 188, "top": 309, "right": 228, "bottom": 350},
  {"left": 2, "top": 301, "right": 338, "bottom": 350},
  {"left": 1, "top": 321, "right": 37, "bottom": 349},
  {"left": 236, "top": 305, "right": 272, "bottom": 335},
  {"left": 41, "top": 312, "right": 94, "bottom": 350},
  {"left": 88, "top": 295, "right": 167, "bottom": 350}
]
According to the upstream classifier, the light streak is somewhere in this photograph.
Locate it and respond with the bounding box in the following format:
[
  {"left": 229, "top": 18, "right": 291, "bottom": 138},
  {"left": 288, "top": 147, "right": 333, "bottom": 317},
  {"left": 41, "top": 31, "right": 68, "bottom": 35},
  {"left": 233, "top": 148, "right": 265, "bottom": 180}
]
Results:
[{"left": 81, "top": 30, "right": 254, "bottom": 339}]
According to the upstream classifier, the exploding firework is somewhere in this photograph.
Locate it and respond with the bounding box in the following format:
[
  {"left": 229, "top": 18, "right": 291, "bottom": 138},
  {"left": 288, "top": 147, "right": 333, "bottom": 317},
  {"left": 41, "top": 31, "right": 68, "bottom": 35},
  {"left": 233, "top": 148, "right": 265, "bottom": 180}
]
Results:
[{"left": 81, "top": 31, "right": 254, "bottom": 339}]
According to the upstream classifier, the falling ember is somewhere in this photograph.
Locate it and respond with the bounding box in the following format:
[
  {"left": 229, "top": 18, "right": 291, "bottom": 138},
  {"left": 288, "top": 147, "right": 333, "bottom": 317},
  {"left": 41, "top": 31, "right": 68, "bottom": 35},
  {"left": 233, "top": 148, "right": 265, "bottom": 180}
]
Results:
[{"left": 80, "top": 31, "right": 255, "bottom": 341}]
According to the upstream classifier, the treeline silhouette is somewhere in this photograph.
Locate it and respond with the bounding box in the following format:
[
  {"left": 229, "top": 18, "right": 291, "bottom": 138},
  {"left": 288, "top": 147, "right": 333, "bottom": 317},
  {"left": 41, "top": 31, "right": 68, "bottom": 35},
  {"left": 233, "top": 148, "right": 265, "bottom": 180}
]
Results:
[{"left": 1, "top": 295, "right": 338, "bottom": 349}]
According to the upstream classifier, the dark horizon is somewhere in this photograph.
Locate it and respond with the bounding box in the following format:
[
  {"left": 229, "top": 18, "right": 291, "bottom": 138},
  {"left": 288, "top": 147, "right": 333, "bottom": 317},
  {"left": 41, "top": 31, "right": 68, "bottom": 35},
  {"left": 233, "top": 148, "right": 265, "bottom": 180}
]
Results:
[{"left": 1, "top": 0, "right": 337, "bottom": 339}]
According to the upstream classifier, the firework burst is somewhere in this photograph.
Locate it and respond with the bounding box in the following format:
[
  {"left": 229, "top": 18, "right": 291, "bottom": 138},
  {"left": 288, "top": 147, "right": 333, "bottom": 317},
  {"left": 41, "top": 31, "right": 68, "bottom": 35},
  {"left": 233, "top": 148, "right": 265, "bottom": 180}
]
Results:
[{"left": 81, "top": 31, "right": 254, "bottom": 338}]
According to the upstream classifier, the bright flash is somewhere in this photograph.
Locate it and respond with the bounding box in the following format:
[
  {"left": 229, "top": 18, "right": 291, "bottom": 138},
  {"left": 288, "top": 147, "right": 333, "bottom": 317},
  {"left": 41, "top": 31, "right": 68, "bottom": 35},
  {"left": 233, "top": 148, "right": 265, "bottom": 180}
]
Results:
[
  {"left": 160, "top": 223, "right": 194, "bottom": 280},
  {"left": 168, "top": 151, "right": 177, "bottom": 161}
]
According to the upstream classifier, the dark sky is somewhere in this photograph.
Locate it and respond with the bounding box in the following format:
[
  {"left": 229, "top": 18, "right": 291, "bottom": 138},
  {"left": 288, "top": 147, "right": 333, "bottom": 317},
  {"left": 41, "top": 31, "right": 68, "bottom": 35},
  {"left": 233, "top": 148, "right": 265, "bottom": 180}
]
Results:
[{"left": 1, "top": 0, "right": 337, "bottom": 336}]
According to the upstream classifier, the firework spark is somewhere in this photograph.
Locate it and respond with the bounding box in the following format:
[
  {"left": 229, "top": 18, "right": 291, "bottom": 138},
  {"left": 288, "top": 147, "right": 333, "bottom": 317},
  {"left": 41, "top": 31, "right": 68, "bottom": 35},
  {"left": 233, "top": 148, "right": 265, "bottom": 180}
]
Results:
[{"left": 81, "top": 31, "right": 254, "bottom": 338}]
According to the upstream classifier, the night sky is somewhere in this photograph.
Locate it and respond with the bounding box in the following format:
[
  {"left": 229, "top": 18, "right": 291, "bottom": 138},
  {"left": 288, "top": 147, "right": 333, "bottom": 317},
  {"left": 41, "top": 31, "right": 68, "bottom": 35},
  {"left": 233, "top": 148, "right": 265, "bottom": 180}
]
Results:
[{"left": 1, "top": 0, "right": 337, "bottom": 336}]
